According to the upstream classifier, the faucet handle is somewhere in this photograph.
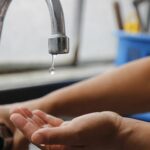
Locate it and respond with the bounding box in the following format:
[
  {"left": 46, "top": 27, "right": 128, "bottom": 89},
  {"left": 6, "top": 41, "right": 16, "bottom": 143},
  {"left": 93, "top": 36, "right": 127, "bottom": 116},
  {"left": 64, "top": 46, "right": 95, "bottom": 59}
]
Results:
[{"left": 48, "top": 34, "right": 69, "bottom": 55}]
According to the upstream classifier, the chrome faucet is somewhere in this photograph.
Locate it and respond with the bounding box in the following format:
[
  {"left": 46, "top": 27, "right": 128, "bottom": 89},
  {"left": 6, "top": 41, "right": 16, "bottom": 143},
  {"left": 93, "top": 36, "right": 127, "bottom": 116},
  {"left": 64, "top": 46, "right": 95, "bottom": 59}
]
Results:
[{"left": 0, "top": 0, "right": 69, "bottom": 55}]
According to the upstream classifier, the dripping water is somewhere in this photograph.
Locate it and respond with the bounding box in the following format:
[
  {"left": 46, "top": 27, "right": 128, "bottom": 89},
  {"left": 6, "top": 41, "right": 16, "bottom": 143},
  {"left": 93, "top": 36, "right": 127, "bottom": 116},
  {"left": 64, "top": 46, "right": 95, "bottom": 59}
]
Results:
[{"left": 49, "top": 55, "right": 56, "bottom": 75}]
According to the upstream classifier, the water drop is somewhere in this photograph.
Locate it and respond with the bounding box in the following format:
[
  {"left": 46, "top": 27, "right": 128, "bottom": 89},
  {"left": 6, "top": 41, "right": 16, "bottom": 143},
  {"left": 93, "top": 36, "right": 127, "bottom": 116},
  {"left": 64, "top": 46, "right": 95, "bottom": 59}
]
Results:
[{"left": 49, "top": 55, "right": 56, "bottom": 75}]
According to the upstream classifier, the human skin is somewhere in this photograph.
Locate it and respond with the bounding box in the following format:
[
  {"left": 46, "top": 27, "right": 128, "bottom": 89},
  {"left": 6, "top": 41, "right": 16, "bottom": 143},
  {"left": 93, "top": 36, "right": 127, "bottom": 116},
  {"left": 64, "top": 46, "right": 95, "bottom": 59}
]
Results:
[
  {"left": 1, "top": 57, "right": 150, "bottom": 149},
  {"left": 10, "top": 107, "right": 150, "bottom": 150}
]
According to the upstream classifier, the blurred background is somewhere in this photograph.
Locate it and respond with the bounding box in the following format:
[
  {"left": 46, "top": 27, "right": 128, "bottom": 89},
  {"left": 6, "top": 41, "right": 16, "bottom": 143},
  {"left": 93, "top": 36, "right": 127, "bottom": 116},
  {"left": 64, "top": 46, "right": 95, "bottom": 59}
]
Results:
[
  {"left": 0, "top": 0, "right": 118, "bottom": 90},
  {"left": 0, "top": 0, "right": 116, "bottom": 64}
]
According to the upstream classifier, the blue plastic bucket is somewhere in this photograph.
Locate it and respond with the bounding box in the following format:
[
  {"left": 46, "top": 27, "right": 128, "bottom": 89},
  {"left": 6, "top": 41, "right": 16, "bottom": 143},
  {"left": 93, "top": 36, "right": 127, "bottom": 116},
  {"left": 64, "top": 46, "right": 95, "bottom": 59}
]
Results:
[
  {"left": 129, "top": 113, "right": 150, "bottom": 122},
  {"left": 116, "top": 31, "right": 150, "bottom": 65}
]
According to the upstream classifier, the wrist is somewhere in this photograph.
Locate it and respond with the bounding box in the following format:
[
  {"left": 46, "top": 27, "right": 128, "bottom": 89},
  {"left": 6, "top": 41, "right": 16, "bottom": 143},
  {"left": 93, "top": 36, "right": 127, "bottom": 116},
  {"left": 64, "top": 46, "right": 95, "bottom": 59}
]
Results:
[{"left": 117, "top": 117, "right": 150, "bottom": 150}]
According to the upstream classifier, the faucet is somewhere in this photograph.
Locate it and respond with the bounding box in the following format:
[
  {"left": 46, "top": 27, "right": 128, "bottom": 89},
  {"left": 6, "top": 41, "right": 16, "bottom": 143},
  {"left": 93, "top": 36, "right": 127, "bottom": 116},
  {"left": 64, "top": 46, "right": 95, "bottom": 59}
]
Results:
[{"left": 0, "top": 0, "right": 69, "bottom": 55}]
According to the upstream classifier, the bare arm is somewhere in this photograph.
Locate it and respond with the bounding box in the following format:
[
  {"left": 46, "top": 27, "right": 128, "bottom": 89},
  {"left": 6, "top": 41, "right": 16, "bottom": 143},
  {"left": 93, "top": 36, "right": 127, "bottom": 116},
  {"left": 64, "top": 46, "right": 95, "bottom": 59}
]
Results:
[{"left": 32, "top": 57, "right": 150, "bottom": 116}]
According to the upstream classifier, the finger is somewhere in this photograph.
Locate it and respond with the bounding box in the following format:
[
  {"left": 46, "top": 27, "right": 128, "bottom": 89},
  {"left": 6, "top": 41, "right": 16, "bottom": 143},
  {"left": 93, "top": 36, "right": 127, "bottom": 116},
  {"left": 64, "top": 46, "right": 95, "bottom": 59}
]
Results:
[
  {"left": 13, "top": 128, "right": 47, "bottom": 150},
  {"left": 31, "top": 125, "right": 78, "bottom": 145},
  {"left": 12, "top": 130, "right": 29, "bottom": 150},
  {"left": 33, "top": 110, "right": 63, "bottom": 127},
  {"left": 38, "top": 144, "right": 85, "bottom": 150},
  {"left": 21, "top": 107, "right": 33, "bottom": 118},
  {"left": 19, "top": 108, "right": 48, "bottom": 128},
  {"left": 39, "top": 145, "right": 65, "bottom": 150},
  {"left": 10, "top": 107, "right": 32, "bottom": 118},
  {"left": 44, "top": 145, "right": 67, "bottom": 150},
  {"left": 10, "top": 108, "right": 45, "bottom": 128},
  {"left": 32, "top": 114, "right": 49, "bottom": 127},
  {"left": 61, "top": 121, "right": 71, "bottom": 126},
  {"left": 10, "top": 113, "right": 27, "bottom": 128},
  {"left": 47, "top": 145, "right": 85, "bottom": 150},
  {"left": 10, "top": 113, "right": 39, "bottom": 140}
]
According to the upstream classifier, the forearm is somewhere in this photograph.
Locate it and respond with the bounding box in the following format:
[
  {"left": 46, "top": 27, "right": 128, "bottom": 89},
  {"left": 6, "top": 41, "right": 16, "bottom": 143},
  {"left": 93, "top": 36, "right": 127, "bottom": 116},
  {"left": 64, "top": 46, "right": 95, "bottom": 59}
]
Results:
[
  {"left": 8, "top": 57, "right": 150, "bottom": 117},
  {"left": 39, "top": 57, "right": 150, "bottom": 116}
]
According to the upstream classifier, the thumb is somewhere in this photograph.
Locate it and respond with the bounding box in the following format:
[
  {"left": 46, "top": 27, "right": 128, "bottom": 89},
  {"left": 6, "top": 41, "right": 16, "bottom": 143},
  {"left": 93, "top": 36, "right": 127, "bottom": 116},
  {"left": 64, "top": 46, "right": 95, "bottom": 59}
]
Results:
[{"left": 31, "top": 125, "right": 78, "bottom": 145}]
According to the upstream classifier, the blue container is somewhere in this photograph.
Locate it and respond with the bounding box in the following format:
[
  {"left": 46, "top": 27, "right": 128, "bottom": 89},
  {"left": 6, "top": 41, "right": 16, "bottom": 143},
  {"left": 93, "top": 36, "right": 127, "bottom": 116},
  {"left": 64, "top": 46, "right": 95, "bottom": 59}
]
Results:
[
  {"left": 129, "top": 112, "right": 150, "bottom": 122},
  {"left": 116, "top": 31, "right": 150, "bottom": 65}
]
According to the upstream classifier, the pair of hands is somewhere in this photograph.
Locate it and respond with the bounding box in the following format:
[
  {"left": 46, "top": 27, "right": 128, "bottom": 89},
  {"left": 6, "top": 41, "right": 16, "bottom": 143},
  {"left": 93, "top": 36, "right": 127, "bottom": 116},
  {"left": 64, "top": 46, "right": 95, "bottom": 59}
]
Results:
[
  {"left": 1, "top": 106, "right": 150, "bottom": 150},
  {"left": 10, "top": 108, "right": 121, "bottom": 150}
]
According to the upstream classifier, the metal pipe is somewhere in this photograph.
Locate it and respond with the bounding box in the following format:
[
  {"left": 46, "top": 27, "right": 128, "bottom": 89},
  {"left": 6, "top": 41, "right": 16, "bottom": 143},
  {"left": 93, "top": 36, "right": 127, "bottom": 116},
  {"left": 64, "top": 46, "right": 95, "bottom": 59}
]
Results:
[{"left": 0, "top": 0, "right": 69, "bottom": 55}]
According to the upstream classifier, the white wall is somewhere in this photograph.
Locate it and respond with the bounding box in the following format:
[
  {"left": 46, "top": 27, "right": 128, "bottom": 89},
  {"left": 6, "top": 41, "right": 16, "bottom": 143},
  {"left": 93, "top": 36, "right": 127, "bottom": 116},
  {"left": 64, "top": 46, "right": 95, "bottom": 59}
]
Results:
[{"left": 0, "top": 0, "right": 119, "bottom": 64}]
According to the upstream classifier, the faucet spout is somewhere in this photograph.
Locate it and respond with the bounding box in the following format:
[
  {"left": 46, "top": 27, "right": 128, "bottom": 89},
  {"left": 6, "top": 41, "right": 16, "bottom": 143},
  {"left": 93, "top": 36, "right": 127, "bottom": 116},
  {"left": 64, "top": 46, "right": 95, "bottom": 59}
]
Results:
[
  {"left": 0, "top": 0, "right": 69, "bottom": 55},
  {"left": 46, "top": 0, "right": 65, "bottom": 35}
]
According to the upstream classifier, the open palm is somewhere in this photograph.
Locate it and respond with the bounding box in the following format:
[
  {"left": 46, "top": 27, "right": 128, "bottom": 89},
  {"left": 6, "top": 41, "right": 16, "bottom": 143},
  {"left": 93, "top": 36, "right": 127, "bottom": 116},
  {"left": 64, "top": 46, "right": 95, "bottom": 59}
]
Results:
[
  {"left": 10, "top": 107, "right": 150, "bottom": 150},
  {"left": 10, "top": 108, "right": 124, "bottom": 150}
]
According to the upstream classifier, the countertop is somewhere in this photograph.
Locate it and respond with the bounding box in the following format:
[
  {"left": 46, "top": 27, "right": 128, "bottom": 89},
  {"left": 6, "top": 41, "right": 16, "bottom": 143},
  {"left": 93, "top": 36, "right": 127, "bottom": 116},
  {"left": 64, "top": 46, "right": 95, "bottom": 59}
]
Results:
[{"left": 0, "top": 63, "right": 114, "bottom": 91}]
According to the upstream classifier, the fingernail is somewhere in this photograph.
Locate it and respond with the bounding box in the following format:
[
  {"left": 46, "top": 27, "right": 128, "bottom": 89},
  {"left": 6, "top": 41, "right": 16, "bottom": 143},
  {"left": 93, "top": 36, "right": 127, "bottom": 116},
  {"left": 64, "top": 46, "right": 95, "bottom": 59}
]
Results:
[{"left": 31, "top": 132, "right": 44, "bottom": 144}]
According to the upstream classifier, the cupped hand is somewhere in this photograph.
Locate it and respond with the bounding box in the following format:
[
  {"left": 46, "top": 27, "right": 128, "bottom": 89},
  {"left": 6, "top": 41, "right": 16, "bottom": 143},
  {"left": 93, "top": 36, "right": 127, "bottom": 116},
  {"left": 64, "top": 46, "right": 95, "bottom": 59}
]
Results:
[
  {"left": 10, "top": 108, "right": 123, "bottom": 150},
  {"left": 30, "top": 112, "right": 122, "bottom": 150}
]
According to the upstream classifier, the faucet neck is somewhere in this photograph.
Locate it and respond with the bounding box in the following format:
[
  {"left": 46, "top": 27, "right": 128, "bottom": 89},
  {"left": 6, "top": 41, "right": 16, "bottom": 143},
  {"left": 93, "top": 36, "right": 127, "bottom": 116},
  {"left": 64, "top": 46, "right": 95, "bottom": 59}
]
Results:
[
  {"left": 46, "top": 0, "right": 66, "bottom": 35},
  {"left": 0, "top": 0, "right": 12, "bottom": 39},
  {"left": 0, "top": 0, "right": 69, "bottom": 55}
]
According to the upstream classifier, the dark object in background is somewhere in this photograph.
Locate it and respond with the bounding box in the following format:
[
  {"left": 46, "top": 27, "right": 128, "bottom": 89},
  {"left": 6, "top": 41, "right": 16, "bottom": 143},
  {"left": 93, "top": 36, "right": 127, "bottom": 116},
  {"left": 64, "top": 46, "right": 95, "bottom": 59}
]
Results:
[
  {"left": 0, "top": 124, "right": 13, "bottom": 150},
  {"left": 146, "top": 0, "right": 150, "bottom": 32},
  {"left": 113, "top": 1, "right": 124, "bottom": 30},
  {"left": 133, "top": 0, "right": 145, "bottom": 32},
  {"left": 72, "top": 0, "right": 85, "bottom": 66},
  {"left": 0, "top": 79, "right": 81, "bottom": 104},
  {"left": 133, "top": 0, "right": 150, "bottom": 32}
]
